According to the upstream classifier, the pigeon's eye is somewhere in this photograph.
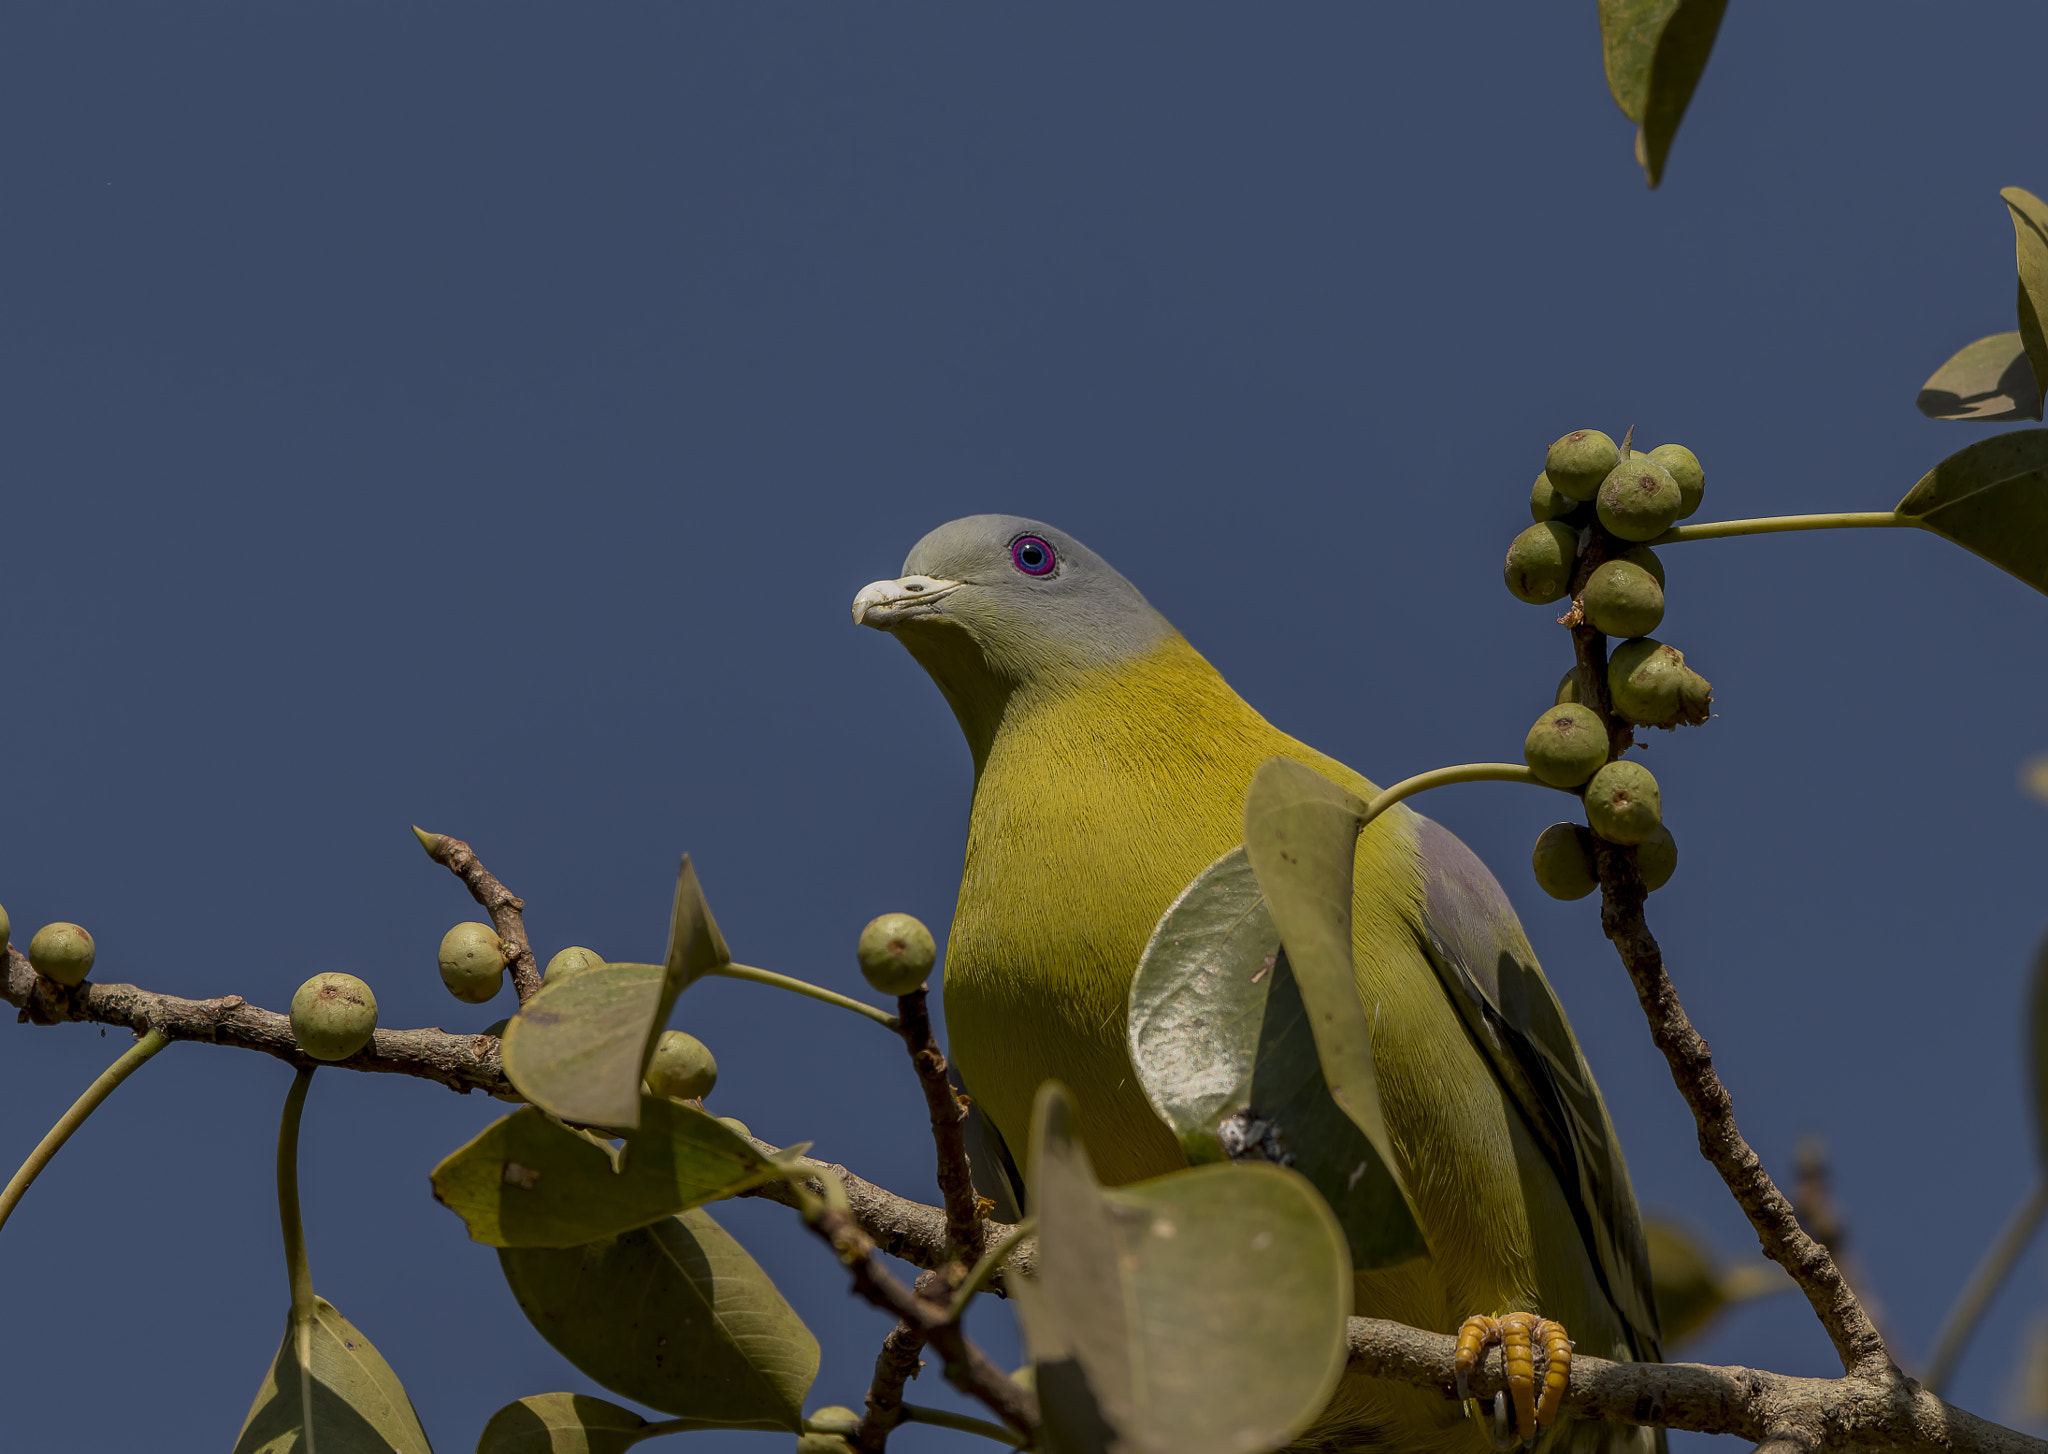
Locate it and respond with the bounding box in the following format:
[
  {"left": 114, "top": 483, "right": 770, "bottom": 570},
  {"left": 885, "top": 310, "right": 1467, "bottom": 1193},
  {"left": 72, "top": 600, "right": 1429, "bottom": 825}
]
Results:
[{"left": 1010, "top": 535, "right": 1056, "bottom": 577}]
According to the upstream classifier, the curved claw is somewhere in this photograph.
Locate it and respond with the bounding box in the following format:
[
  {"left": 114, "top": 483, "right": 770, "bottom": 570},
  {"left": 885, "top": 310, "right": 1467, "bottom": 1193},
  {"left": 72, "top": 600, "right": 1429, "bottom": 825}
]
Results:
[{"left": 1452, "top": 1310, "right": 1575, "bottom": 1444}]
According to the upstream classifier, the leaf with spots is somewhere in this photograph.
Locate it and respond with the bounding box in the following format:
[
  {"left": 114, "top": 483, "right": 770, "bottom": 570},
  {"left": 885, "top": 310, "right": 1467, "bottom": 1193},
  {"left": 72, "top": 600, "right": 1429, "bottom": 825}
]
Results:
[
  {"left": 431, "top": 1095, "right": 787, "bottom": 1248},
  {"left": 231, "top": 1297, "right": 433, "bottom": 1454}
]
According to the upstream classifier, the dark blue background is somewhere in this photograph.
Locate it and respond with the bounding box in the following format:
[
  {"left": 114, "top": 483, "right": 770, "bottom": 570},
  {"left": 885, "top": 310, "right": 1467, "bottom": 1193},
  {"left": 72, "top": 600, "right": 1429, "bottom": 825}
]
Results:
[{"left": 1, "top": 5, "right": 2043, "bottom": 1449}]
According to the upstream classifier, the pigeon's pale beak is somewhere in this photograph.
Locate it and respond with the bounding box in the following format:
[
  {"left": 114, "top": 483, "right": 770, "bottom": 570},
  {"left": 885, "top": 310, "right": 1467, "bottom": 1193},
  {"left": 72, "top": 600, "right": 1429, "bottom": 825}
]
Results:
[{"left": 852, "top": 575, "right": 963, "bottom": 628}]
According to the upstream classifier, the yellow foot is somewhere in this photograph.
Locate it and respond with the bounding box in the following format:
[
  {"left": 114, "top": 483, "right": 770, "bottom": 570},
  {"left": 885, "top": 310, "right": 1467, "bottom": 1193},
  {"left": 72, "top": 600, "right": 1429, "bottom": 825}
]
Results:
[{"left": 1453, "top": 1311, "right": 1573, "bottom": 1446}]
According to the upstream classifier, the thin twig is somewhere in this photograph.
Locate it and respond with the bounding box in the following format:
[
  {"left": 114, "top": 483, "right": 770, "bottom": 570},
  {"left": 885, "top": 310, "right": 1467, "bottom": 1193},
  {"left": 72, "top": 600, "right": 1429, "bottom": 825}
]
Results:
[
  {"left": 3, "top": 946, "right": 512, "bottom": 1096},
  {"left": 806, "top": 1197, "right": 1038, "bottom": 1440},
  {"left": 1924, "top": 1179, "right": 2048, "bottom": 1394},
  {"left": 854, "top": 1272, "right": 938, "bottom": 1453},
  {"left": 1345, "top": 1316, "right": 2046, "bottom": 1454},
  {"left": 893, "top": 986, "right": 985, "bottom": 1272},
  {"left": 414, "top": 828, "right": 543, "bottom": 1002},
  {"left": 1582, "top": 771, "right": 1890, "bottom": 1379}
]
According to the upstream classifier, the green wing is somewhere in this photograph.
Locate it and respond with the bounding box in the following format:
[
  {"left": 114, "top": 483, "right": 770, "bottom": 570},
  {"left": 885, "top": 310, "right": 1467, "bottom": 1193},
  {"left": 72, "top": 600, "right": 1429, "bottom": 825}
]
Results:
[{"left": 1410, "top": 814, "right": 1663, "bottom": 1365}]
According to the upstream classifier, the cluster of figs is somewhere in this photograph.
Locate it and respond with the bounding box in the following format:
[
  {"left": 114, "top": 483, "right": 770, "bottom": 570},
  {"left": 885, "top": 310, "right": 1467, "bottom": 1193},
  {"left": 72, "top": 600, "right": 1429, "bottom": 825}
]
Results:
[{"left": 1503, "top": 428, "right": 1716, "bottom": 902}]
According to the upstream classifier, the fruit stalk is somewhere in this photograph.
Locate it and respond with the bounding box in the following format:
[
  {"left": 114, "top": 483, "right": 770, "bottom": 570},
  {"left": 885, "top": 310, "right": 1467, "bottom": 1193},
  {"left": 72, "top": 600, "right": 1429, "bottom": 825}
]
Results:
[
  {"left": 1653, "top": 511, "right": 1910, "bottom": 544},
  {"left": 708, "top": 962, "right": 901, "bottom": 1030},
  {"left": 1358, "top": 763, "right": 1564, "bottom": 829},
  {"left": 0, "top": 1026, "right": 170, "bottom": 1234},
  {"left": 277, "top": 1065, "right": 319, "bottom": 1453}
]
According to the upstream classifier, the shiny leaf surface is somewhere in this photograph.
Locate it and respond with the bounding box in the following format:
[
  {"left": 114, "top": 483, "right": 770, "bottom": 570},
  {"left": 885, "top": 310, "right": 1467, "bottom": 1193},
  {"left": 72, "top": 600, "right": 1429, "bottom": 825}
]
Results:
[
  {"left": 501, "top": 857, "right": 729, "bottom": 1129},
  {"left": 432, "top": 1096, "right": 780, "bottom": 1248},
  {"left": 2006, "top": 187, "right": 2048, "bottom": 419},
  {"left": 1016, "top": 1084, "right": 1351, "bottom": 1454},
  {"left": 499, "top": 1207, "right": 817, "bottom": 1429},
  {"left": 1128, "top": 844, "right": 1426, "bottom": 1267},
  {"left": 475, "top": 1394, "right": 653, "bottom": 1454},
  {"left": 1896, "top": 429, "right": 2048, "bottom": 595},
  {"left": 1917, "top": 332, "right": 2041, "bottom": 421},
  {"left": 232, "top": 1297, "right": 433, "bottom": 1454}
]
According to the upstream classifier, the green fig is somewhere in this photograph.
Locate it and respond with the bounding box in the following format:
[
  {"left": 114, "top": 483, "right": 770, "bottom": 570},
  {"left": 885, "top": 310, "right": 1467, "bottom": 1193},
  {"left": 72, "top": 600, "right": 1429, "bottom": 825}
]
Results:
[
  {"left": 1622, "top": 543, "right": 1666, "bottom": 587},
  {"left": 1531, "top": 823, "right": 1599, "bottom": 901},
  {"left": 857, "top": 911, "right": 936, "bottom": 996},
  {"left": 1637, "top": 823, "right": 1678, "bottom": 892},
  {"left": 798, "top": 1438, "right": 857, "bottom": 1454},
  {"left": 1597, "top": 457, "right": 1683, "bottom": 541},
  {"left": 0, "top": 902, "right": 10, "bottom": 954},
  {"left": 1647, "top": 444, "right": 1705, "bottom": 519},
  {"left": 1545, "top": 429, "right": 1619, "bottom": 501},
  {"left": 1504, "top": 521, "right": 1578, "bottom": 605},
  {"left": 1607, "top": 638, "right": 1713, "bottom": 728},
  {"left": 1523, "top": 704, "right": 1609, "bottom": 787},
  {"left": 644, "top": 1029, "right": 719, "bottom": 1101},
  {"left": 1554, "top": 667, "right": 1582, "bottom": 705},
  {"left": 1585, "top": 760, "right": 1662, "bottom": 845},
  {"left": 1529, "top": 472, "right": 1584, "bottom": 523},
  {"left": 805, "top": 1408, "right": 862, "bottom": 1438},
  {"left": 544, "top": 945, "right": 605, "bottom": 981},
  {"left": 438, "top": 921, "right": 505, "bottom": 1004},
  {"left": 29, "top": 922, "right": 94, "bottom": 987},
  {"left": 1581, "top": 558, "right": 1665, "bottom": 638},
  {"left": 290, "top": 972, "right": 379, "bottom": 1061},
  {"left": 717, "top": 1116, "right": 754, "bottom": 1141}
]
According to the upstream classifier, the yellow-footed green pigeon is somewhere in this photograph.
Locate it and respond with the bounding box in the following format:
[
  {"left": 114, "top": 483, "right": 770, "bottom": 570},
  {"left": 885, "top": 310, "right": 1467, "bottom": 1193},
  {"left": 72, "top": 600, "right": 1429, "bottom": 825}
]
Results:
[{"left": 854, "top": 515, "right": 1661, "bottom": 1454}]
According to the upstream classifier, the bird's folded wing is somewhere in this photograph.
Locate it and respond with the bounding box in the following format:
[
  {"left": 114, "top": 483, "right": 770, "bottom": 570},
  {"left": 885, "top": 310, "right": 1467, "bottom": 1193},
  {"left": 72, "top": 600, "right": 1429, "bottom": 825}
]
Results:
[{"left": 1409, "top": 815, "right": 1663, "bottom": 1364}]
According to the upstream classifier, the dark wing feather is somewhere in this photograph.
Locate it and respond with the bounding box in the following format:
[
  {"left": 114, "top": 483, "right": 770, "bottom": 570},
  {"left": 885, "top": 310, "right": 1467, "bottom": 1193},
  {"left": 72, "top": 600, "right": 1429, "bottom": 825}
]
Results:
[{"left": 1410, "top": 814, "right": 1663, "bottom": 1364}]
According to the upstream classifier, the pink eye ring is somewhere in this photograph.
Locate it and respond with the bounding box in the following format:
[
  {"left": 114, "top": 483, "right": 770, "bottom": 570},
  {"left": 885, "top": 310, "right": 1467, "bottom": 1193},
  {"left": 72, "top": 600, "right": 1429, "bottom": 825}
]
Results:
[{"left": 1010, "top": 535, "right": 1056, "bottom": 576}]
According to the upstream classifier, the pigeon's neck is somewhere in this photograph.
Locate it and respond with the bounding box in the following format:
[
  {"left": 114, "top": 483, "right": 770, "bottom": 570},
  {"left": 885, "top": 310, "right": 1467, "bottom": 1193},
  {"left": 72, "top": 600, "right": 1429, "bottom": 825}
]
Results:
[{"left": 966, "top": 634, "right": 1282, "bottom": 789}]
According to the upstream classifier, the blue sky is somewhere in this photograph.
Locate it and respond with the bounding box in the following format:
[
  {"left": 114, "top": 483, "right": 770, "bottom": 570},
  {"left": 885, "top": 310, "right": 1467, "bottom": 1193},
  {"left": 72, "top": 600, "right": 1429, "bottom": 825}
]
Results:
[{"left": 1, "top": 5, "right": 2044, "bottom": 1450}]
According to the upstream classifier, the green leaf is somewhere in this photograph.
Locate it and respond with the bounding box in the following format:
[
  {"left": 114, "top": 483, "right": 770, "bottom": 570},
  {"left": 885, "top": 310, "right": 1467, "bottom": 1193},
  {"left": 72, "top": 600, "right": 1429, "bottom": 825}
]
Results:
[
  {"left": 1240, "top": 760, "right": 1417, "bottom": 1216},
  {"left": 1918, "top": 332, "right": 2042, "bottom": 422},
  {"left": 1015, "top": 1083, "right": 1351, "bottom": 1454},
  {"left": 1599, "top": 0, "right": 1727, "bottom": 187},
  {"left": 475, "top": 1394, "right": 655, "bottom": 1454},
  {"left": 1895, "top": 429, "right": 2048, "bottom": 595},
  {"left": 499, "top": 1207, "right": 818, "bottom": 1430},
  {"left": 2005, "top": 188, "right": 2048, "bottom": 419},
  {"left": 501, "top": 857, "right": 729, "bottom": 1129},
  {"left": 432, "top": 1095, "right": 784, "bottom": 1248},
  {"left": 1128, "top": 844, "right": 1427, "bottom": 1268},
  {"left": 232, "top": 1297, "right": 434, "bottom": 1454}
]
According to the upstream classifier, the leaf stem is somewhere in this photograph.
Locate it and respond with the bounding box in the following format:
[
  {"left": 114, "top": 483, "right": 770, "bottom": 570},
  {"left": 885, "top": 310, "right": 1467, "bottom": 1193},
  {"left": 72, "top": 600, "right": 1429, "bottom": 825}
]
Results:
[
  {"left": 1360, "top": 764, "right": 1561, "bottom": 830},
  {"left": 0, "top": 1027, "right": 170, "bottom": 1234},
  {"left": 278, "top": 1065, "right": 318, "bottom": 1453},
  {"left": 709, "top": 963, "right": 900, "bottom": 1030},
  {"left": 900, "top": 1403, "right": 1029, "bottom": 1446},
  {"left": 945, "top": 1216, "right": 1036, "bottom": 1321},
  {"left": 1923, "top": 1178, "right": 2048, "bottom": 1395},
  {"left": 1651, "top": 511, "right": 1911, "bottom": 544}
]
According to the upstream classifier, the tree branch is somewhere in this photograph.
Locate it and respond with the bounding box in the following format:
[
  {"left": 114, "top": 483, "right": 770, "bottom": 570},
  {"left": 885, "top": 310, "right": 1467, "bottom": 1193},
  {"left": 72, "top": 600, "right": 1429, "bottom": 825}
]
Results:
[
  {"left": 3, "top": 945, "right": 512, "bottom": 1097},
  {"left": 806, "top": 1198, "right": 1039, "bottom": 1440},
  {"left": 743, "top": 1152, "right": 1035, "bottom": 1288},
  {"left": 854, "top": 1273, "right": 939, "bottom": 1453},
  {"left": 1563, "top": 600, "right": 1890, "bottom": 1379},
  {"left": 414, "top": 829, "right": 544, "bottom": 1002},
  {"left": 1346, "top": 1317, "right": 2046, "bottom": 1454},
  {"left": 892, "top": 986, "right": 985, "bottom": 1273}
]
